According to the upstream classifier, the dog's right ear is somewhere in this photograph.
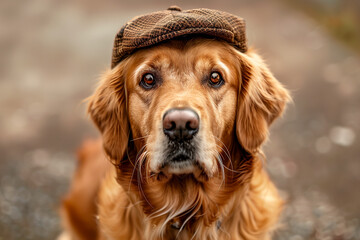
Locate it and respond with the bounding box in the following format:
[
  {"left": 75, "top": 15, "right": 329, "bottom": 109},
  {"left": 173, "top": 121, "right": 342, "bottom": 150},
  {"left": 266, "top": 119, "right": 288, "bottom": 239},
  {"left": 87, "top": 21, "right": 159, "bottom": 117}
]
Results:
[{"left": 87, "top": 64, "right": 129, "bottom": 164}]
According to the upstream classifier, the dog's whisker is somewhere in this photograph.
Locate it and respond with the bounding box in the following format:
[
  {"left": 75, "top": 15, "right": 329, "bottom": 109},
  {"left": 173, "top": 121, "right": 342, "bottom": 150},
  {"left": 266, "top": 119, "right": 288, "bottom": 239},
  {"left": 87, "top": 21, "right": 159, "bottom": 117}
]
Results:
[
  {"left": 137, "top": 171, "right": 153, "bottom": 208},
  {"left": 131, "top": 135, "right": 150, "bottom": 142},
  {"left": 213, "top": 136, "right": 232, "bottom": 160},
  {"left": 144, "top": 152, "right": 151, "bottom": 182},
  {"left": 213, "top": 138, "right": 234, "bottom": 172},
  {"left": 213, "top": 138, "right": 235, "bottom": 173},
  {"left": 215, "top": 153, "right": 226, "bottom": 189},
  {"left": 214, "top": 144, "right": 236, "bottom": 179},
  {"left": 128, "top": 144, "right": 148, "bottom": 193},
  {"left": 221, "top": 164, "right": 243, "bottom": 174},
  {"left": 214, "top": 143, "right": 242, "bottom": 175},
  {"left": 138, "top": 151, "right": 146, "bottom": 181},
  {"left": 127, "top": 143, "right": 152, "bottom": 208},
  {"left": 128, "top": 155, "right": 140, "bottom": 193},
  {"left": 135, "top": 144, "right": 148, "bottom": 161},
  {"left": 128, "top": 144, "right": 147, "bottom": 170},
  {"left": 136, "top": 151, "right": 153, "bottom": 208}
]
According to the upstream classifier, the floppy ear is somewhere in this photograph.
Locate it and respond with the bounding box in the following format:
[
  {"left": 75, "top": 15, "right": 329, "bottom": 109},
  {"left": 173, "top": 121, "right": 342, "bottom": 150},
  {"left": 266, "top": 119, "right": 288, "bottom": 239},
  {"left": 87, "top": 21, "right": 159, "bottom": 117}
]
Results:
[
  {"left": 236, "top": 51, "right": 290, "bottom": 152},
  {"left": 87, "top": 63, "right": 129, "bottom": 164}
]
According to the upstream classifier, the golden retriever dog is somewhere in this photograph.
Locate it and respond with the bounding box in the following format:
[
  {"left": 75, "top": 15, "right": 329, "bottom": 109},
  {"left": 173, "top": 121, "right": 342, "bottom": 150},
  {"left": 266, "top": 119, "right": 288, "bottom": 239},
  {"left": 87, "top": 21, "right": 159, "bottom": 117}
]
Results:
[{"left": 59, "top": 37, "right": 290, "bottom": 240}]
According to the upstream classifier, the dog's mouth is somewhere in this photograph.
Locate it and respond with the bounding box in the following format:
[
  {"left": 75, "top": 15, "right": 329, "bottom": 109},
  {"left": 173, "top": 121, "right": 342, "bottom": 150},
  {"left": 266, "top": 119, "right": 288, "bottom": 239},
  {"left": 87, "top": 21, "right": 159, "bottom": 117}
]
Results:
[
  {"left": 171, "top": 152, "right": 192, "bottom": 162},
  {"left": 163, "top": 140, "right": 196, "bottom": 173},
  {"left": 156, "top": 162, "right": 209, "bottom": 182},
  {"left": 155, "top": 139, "right": 208, "bottom": 180}
]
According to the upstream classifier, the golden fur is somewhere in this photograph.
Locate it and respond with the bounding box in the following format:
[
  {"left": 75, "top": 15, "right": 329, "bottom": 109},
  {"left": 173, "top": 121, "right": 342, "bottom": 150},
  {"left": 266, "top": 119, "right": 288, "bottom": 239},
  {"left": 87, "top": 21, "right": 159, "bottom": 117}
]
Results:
[{"left": 59, "top": 38, "right": 290, "bottom": 240}]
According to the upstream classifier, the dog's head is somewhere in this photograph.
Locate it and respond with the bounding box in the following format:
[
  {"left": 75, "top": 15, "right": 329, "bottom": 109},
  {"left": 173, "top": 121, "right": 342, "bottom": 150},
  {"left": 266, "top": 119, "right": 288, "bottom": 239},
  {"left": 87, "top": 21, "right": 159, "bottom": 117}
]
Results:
[{"left": 88, "top": 37, "right": 289, "bottom": 236}]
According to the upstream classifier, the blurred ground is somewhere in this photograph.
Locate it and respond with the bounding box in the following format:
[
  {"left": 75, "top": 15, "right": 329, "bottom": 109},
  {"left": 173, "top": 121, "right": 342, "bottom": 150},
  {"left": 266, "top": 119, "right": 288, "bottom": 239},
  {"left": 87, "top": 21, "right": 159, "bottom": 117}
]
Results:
[
  {"left": 0, "top": 0, "right": 359, "bottom": 239},
  {"left": 281, "top": 0, "right": 360, "bottom": 54}
]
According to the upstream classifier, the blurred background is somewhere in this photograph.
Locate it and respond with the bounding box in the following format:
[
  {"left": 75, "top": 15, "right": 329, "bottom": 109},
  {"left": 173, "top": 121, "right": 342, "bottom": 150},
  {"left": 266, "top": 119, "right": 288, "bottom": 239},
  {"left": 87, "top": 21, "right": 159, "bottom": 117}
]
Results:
[{"left": 0, "top": 0, "right": 359, "bottom": 239}]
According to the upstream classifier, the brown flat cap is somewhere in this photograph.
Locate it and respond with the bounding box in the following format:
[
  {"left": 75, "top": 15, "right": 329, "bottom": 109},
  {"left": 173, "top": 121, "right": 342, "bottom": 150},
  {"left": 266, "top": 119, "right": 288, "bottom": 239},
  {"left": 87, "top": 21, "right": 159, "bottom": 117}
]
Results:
[{"left": 111, "top": 6, "right": 247, "bottom": 68}]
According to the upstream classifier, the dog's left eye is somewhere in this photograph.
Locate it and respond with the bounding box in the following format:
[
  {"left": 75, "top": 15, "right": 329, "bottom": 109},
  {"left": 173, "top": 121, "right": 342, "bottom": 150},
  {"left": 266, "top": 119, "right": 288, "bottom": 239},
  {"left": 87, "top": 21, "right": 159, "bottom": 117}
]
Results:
[
  {"left": 209, "top": 72, "right": 224, "bottom": 88},
  {"left": 140, "top": 73, "right": 156, "bottom": 89}
]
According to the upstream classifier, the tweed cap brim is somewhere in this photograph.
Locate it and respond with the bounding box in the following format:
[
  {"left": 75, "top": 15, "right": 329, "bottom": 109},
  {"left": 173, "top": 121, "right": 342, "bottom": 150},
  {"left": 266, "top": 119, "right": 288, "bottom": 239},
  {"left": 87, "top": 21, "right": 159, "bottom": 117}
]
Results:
[{"left": 111, "top": 6, "right": 247, "bottom": 68}]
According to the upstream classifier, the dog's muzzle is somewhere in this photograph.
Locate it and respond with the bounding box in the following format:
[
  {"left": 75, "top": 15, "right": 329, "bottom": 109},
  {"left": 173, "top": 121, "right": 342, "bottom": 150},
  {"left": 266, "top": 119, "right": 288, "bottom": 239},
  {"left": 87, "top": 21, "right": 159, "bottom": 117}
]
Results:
[{"left": 160, "top": 108, "right": 200, "bottom": 172}]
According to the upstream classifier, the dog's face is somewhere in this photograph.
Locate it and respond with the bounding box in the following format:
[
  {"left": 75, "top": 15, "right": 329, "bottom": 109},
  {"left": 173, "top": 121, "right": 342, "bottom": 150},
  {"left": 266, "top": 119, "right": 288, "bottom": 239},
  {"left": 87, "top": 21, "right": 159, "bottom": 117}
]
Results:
[
  {"left": 125, "top": 39, "right": 239, "bottom": 179},
  {"left": 88, "top": 38, "right": 289, "bottom": 236}
]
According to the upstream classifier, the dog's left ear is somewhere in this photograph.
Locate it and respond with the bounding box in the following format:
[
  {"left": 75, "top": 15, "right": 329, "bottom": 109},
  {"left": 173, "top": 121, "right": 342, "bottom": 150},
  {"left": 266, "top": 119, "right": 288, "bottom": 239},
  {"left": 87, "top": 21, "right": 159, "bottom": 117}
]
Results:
[{"left": 236, "top": 51, "right": 290, "bottom": 152}]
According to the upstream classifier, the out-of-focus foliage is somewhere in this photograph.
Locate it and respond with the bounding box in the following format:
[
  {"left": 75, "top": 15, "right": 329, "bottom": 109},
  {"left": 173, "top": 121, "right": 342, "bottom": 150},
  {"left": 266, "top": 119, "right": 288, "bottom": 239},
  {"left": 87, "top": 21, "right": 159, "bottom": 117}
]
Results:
[{"left": 283, "top": 0, "right": 360, "bottom": 54}]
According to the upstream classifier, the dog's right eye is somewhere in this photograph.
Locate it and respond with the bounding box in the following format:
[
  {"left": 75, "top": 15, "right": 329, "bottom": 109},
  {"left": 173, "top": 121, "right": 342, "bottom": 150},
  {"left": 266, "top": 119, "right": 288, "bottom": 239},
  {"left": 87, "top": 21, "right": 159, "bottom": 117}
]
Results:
[
  {"left": 140, "top": 73, "right": 156, "bottom": 89},
  {"left": 208, "top": 71, "right": 224, "bottom": 88}
]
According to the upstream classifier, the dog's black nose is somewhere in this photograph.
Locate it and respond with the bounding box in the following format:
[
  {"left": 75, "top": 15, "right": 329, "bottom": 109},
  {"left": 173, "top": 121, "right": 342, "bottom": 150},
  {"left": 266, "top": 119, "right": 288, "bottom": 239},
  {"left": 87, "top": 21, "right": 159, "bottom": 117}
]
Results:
[{"left": 163, "top": 108, "right": 199, "bottom": 140}]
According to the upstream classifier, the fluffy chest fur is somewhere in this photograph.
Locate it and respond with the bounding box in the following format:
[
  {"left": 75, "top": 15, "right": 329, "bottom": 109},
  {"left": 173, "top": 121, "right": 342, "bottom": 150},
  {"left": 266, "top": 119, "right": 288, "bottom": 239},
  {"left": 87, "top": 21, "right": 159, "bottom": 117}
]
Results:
[{"left": 97, "top": 160, "right": 282, "bottom": 240}]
